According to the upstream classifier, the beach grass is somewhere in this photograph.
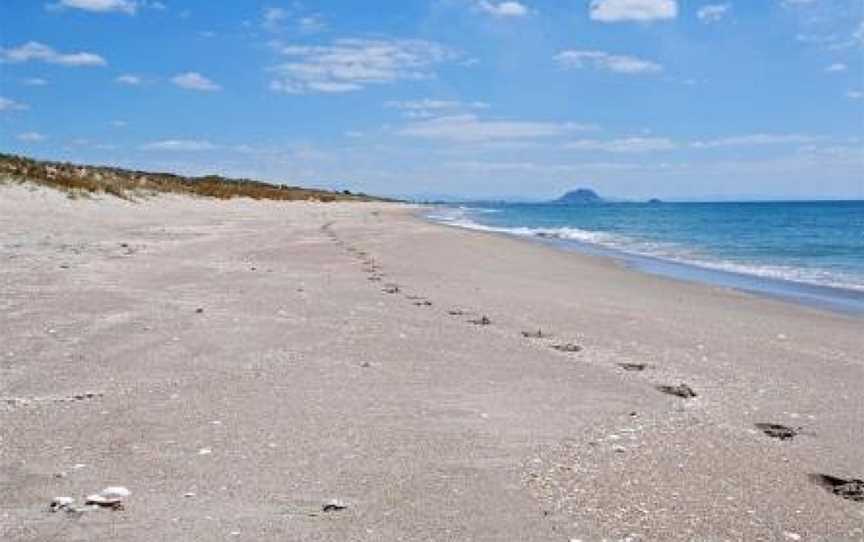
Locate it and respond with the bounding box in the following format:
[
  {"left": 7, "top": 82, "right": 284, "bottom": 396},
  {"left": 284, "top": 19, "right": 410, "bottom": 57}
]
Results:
[{"left": 0, "top": 153, "right": 388, "bottom": 203}]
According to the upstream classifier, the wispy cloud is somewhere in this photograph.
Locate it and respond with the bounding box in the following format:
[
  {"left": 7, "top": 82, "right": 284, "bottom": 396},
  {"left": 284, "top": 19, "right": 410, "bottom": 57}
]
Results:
[
  {"left": 397, "top": 114, "right": 594, "bottom": 142},
  {"left": 298, "top": 15, "right": 327, "bottom": 34},
  {"left": 475, "top": 1, "right": 530, "bottom": 17},
  {"left": 48, "top": 0, "right": 137, "bottom": 14},
  {"left": 565, "top": 137, "right": 678, "bottom": 153},
  {"left": 21, "top": 77, "right": 48, "bottom": 86},
  {"left": 140, "top": 139, "right": 218, "bottom": 151},
  {"left": 697, "top": 4, "right": 730, "bottom": 23},
  {"left": 589, "top": 0, "right": 677, "bottom": 23},
  {"left": 691, "top": 133, "right": 818, "bottom": 148},
  {"left": 0, "top": 97, "right": 29, "bottom": 112},
  {"left": 115, "top": 74, "right": 142, "bottom": 85},
  {"left": 262, "top": 7, "right": 289, "bottom": 32},
  {"left": 385, "top": 98, "right": 489, "bottom": 118},
  {"left": 825, "top": 63, "right": 847, "bottom": 73},
  {"left": 847, "top": 90, "right": 863, "bottom": 100},
  {"left": 17, "top": 132, "right": 46, "bottom": 142},
  {"left": 171, "top": 72, "right": 221, "bottom": 91},
  {"left": 0, "top": 41, "right": 106, "bottom": 66},
  {"left": 269, "top": 38, "right": 460, "bottom": 94},
  {"left": 556, "top": 50, "right": 662, "bottom": 74}
]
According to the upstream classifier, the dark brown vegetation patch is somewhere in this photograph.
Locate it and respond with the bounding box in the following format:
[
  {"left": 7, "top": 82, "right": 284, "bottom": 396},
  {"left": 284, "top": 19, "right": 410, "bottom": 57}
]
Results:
[{"left": 1, "top": 153, "right": 391, "bottom": 202}]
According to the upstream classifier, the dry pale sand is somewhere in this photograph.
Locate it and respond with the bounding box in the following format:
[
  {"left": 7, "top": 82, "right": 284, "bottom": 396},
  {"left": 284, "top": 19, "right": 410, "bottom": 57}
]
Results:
[{"left": 1, "top": 183, "right": 862, "bottom": 541}]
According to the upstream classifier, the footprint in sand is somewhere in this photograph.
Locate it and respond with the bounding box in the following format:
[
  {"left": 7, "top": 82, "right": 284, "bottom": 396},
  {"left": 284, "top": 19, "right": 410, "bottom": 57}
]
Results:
[
  {"left": 754, "top": 422, "right": 799, "bottom": 441},
  {"left": 656, "top": 383, "right": 697, "bottom": 398},
  {"left": 809, "top": 474, "right": 864, "bottom": 502},
  {"left": 550, "top": 343, "right": 582, "bottom": 353}
]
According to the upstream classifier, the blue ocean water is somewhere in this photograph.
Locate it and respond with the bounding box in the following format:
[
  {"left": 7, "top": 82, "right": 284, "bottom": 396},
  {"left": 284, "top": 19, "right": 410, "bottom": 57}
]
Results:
[{"left": 428, "top": 201, "right": 864, "bottom": 315}]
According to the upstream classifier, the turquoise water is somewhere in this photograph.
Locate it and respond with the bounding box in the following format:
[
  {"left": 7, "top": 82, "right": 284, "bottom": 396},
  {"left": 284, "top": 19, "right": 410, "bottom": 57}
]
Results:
[{"left": 428, "top": 201, "right": 864, "bottom": 314}]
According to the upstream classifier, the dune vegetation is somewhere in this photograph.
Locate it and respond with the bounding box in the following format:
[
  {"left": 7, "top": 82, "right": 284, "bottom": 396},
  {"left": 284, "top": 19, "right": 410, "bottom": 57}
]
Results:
[{"left": 0, "top": 153, "right": 388, "bottom": 202}]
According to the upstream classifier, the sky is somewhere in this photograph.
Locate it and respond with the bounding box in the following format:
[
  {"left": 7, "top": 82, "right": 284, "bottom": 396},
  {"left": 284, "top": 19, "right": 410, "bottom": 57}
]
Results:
[{"left": 1, "top": 0, "right": 863, "bottom": 200}]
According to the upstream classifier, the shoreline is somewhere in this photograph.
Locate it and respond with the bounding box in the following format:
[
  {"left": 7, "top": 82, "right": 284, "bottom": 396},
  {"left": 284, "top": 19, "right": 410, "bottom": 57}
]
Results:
[
  {"left": 2, "top": 186, "right": 862, "bottom": 541},
  {"left": 422, "top": 207, "right": 864, "bottom": 317}
]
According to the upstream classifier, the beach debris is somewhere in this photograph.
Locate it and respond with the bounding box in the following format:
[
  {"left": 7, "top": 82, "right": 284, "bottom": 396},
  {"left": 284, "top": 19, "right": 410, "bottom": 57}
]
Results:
[
  {"left": 360, "top": 361, "right": 371, "bottom": 368},
  {"left": 656, "top": 383, "right": 697, "bottom": 399},
  {"left": 322, "top": 499, "right": 347, "bottom": 512},
  {"left": 521, "top": 329, "right": 548, "bottom": 339},
  {"left": 184, "top": 492, "right": 196, "bottom": 498},
  {"left": 195, "top": 307, "right": 204, "bottom": 314},
  {"left": 382, "top": 285, "right": 400, "bottom": 294},
  {"left": 2, "top": 392, "right": 103, "bottom": 406},
  {"left": 551, "top": 343, "right": 582, "bottom": 353},
  {"left": 198, "top": 447, "right": 213, "bottom": 455},
  {"left": 447, "top": 309, "right": 465, "bottom": 316},
  {"left": 85, "top": 486, "right": 130, "bottom": 510},
  {"left": 469, "top": 315, "right": 491, "bottom": 326},
  {"left": 413, "top": 300, "right": 432, "bottom": 307},
  {"left": 809, "top": 474, "right": 864, "bottom": 502},
  {"left": 618, "top": 362, "right": 647, "bottom": 372},
  {"left": 755, "top": 423, "right": 799, "bottom": 441},
  {"left": 49, "top": 496, "right": 75, "bottom": 511},
  {"left": 49, "top": 496, "right": 85, "bottom": 517}
]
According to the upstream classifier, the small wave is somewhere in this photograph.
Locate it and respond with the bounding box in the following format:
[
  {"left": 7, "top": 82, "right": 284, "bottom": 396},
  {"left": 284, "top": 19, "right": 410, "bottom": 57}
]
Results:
[{"left": 428, "top": 208, "right": 864, "bottom": 293}]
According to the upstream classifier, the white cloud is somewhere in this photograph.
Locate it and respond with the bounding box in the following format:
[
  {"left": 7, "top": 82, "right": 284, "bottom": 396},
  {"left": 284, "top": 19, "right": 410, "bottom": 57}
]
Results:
[
  {"left": 171, "top": 72, "right": 221, "bottom": 91},
  {"left": 697, "top": 4, "right": 730, "bottom": 23},
  {"left": 298, "top": 15, "right": 327, "bottom": 34},
  {"left": 397, "top": 114, "right": 594, "bottom": 142},
  {"left": 22, "top": 77, "right": 48, "bottom": 86},
  {"left": 385, "top": 98, "right": 489, "bottom": 118},
  {"left": 49, "top": 0, "right": 137, "bottom": 14},
  {"left": 565, "top": 137, "right": 678, "bottom": 152},
  {"left": 847, "top": 90, "right": 863, "bottom": 100},
  {"left": 555, "top": 50, "right": 662, "bottom": 74},
  {"left": 17, "top": 132, "right": 46, "bottom": 142},
  {"left": 589, "top": 0, "right": 677, "bottom": 22},
  {"left": 691, "top": 133, "right": 818, "bottom": 148},
  {"left": 140, "top": 139, "right": 218, "bottom": 151},
  {"left": 269, "top": 38, "right": 459, "bottom": 94},
  {"left": 115, "top": 74, "right": 142, "bottom": 85},
  {"left": 262, "top": 7, "right": 289, "bottom": 31},
  {"left": 111, "top": 120, "right": 127, "bottom": 127},
  {"left": 0, "top": 97, "right": 29, "bottom": 112},
  {"left": 0, "top": 41, "right": 106, "bottom": 67},
  {"left": 476, "top": 1, "right": 530, "bottom": 17},
  {"left": 825, "top": 62, "right": 847, "bottom": 72}
]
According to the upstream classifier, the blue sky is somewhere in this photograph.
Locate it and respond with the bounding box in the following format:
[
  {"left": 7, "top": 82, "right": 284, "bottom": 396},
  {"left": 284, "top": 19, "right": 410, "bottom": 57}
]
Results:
[{"left": 1, "top": 0, "right": 863, "bottom": 199}]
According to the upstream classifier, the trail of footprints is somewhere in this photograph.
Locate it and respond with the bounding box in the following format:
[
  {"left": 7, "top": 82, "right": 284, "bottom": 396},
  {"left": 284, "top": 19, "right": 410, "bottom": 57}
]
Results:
[{"left": 320, "top": 221, "right": 864, "bottom": 505}]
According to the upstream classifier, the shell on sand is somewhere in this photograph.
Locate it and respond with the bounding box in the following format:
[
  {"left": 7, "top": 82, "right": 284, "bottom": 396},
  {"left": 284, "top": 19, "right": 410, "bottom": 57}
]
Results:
[{"left": 100, "top": 486, "right": 131, "bottom": 498}]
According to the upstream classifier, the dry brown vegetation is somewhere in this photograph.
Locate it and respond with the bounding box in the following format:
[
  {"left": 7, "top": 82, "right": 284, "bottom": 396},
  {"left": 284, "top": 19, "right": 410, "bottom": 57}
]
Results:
[{"left": 0, "top": 153, "right": 390, "bottom": 202}]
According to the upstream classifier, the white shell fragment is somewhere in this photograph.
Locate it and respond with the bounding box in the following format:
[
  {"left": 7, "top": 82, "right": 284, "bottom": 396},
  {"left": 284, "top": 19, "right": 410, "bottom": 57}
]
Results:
[
  {"left": 100, "top": 486, "right": 131, "bottom": 498},
  {"left": 51, "top": 496, "right": 75, "bottom": 508}
]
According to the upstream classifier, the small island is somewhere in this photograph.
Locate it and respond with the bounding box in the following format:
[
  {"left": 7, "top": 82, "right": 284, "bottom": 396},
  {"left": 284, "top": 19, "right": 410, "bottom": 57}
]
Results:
[{"left": 552, "top": 188, "right": 603, "bottom": 204}]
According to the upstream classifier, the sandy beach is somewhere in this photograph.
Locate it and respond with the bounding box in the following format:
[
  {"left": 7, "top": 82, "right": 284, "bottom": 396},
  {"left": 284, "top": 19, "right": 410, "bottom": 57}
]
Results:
[{"left": 1, "top": 184, "right": 862, "bottom": 541}]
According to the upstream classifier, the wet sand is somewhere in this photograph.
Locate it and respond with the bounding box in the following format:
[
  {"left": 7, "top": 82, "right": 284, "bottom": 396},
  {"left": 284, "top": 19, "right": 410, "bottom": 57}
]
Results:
[{"left": 1, "top": 183, "right": 862, "bottom": 541}]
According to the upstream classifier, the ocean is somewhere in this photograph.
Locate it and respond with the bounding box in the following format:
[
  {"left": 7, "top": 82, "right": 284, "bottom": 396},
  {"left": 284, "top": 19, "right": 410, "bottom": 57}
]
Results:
[{"left": 427, "top": 201, "right": 864, "bottom": 315}]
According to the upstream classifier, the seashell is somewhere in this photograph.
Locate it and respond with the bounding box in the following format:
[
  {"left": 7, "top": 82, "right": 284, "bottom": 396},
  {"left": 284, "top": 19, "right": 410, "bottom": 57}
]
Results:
[{"left": 100, "top": 486, "right": 131, "bottom": 499}]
